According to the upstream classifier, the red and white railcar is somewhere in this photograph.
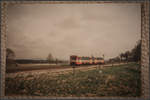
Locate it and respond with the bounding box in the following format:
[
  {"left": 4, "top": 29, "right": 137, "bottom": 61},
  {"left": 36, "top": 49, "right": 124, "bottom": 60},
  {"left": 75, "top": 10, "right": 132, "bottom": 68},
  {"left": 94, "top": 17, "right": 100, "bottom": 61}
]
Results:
[{"left": 70, "top": 55, "right": 104, "bottom": 66}]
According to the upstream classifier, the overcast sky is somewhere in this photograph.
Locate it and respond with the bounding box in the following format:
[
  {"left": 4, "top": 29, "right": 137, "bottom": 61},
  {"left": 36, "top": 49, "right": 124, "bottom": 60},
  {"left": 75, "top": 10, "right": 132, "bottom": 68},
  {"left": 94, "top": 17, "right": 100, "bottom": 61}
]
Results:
[{"left": 7, "top": 3, "right": 141, "bottom": 60}]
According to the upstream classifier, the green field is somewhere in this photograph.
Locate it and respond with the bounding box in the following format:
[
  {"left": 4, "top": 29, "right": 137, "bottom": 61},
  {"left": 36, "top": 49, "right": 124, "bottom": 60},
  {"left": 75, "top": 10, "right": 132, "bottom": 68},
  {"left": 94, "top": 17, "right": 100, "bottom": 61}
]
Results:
[{"left": 5, "top": 62, "right": 141, "bottom": 97}]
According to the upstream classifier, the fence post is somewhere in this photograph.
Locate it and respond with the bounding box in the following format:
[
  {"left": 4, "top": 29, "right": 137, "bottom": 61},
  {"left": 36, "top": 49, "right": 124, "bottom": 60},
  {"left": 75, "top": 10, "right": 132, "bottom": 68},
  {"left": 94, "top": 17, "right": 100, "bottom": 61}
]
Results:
[{"left": 72, "top": 66, "right": 75, "bottom": 76}]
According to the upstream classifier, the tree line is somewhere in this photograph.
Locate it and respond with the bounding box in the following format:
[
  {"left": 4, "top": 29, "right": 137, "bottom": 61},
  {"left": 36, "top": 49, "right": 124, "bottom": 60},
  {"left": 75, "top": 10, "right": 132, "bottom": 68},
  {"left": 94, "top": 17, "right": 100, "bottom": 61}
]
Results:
[
  {"left": 108, "top": 40, "right": 141, "bottom": 63},
  {"left": 6, "top": 49, "right": 66, "bottom": 67}
]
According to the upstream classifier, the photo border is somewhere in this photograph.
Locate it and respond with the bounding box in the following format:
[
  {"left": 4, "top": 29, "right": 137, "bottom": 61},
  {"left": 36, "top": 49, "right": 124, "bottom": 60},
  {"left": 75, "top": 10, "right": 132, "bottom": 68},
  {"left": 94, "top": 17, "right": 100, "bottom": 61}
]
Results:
[{"left": 0, "top": 0, "right": 149, "bottom": 100}]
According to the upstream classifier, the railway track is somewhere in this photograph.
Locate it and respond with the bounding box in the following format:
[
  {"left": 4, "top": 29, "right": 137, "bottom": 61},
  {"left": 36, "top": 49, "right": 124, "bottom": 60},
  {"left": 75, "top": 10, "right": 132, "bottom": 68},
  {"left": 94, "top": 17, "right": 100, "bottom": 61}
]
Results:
[
  {"left": 6, "top": 63, "right": 128, "bottom": 73},
  {"left": 6, "top": 64, "right": 101, "bottom": 73},
  {"left": 6, "top": 65, "right": 98, "bottom": 78},
  {"left": 6, "top": 63, "right": 129, "bottom": 78}
]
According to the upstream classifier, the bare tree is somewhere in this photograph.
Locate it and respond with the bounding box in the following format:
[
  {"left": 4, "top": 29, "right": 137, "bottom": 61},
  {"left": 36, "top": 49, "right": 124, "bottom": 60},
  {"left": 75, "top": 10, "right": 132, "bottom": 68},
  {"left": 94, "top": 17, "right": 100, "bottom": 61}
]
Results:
[
  {"left": 6, "top": 48, "right": 15, "bottom": 60},
  {"left": 6, "top": 48, "right": 17, "bottom": 67}
]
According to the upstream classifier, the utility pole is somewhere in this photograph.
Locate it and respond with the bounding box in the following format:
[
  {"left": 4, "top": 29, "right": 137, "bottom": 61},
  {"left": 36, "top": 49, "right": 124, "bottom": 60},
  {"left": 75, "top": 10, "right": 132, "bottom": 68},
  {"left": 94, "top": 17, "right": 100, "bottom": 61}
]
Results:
[
  {"left": 103, "top": 54, "right": 105, "bottom": 60},
  {"left": 98, "top": 54, "right": 101, "bottom": 70}
]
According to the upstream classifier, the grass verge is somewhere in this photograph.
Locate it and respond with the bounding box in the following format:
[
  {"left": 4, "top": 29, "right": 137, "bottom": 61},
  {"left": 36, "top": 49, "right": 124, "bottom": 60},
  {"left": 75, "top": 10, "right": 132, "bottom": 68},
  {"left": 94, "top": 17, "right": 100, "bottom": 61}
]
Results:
[{"left": 5, "top": 62, "right": 141, "bottom": 97}]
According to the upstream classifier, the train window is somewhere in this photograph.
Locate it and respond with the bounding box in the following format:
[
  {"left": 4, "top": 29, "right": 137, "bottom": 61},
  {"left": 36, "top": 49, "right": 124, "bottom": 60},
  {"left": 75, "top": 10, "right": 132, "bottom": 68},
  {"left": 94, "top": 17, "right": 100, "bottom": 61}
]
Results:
[
  {"left": 98, "top": 58, "right": 104, "bottom": 60},
  {"left": 83, "top": 57, "right": 89, "bottom": 60},
  {"left": 78, "top": 57, "right": 81, "bottom": 60}
]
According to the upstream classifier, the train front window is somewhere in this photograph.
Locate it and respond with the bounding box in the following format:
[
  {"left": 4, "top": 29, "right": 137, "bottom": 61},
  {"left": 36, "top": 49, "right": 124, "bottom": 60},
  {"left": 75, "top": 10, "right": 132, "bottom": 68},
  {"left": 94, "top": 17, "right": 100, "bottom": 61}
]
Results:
[{"left": 71, "top": 56, "right": 77, "bottom": 60}]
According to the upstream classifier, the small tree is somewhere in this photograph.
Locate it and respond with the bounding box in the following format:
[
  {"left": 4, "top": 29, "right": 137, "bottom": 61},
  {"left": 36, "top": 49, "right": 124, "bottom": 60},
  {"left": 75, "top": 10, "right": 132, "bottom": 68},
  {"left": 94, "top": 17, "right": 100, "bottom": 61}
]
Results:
[
  {"left": 47, "top": 53, "right": 54, "bottom": 64},
  {"left": 131, "top": 40, "right": 141, "bottom": 62},
  {"left": 124, "top": 51, "right": 130, "bottom": 63}
]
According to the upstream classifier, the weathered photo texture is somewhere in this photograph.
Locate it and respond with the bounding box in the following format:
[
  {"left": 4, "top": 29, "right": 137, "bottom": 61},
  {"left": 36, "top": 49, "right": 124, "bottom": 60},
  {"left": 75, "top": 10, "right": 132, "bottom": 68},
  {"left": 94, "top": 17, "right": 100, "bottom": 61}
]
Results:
[{"left": 0, "top": 1, "right": 149, "bottom": 99}]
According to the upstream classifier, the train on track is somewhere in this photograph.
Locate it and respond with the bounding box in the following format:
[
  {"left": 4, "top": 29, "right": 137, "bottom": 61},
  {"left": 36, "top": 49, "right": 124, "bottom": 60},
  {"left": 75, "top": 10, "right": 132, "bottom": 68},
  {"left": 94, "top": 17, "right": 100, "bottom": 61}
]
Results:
[{"left": 70, "top": 55, "right": 105, "bottom": 66}]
